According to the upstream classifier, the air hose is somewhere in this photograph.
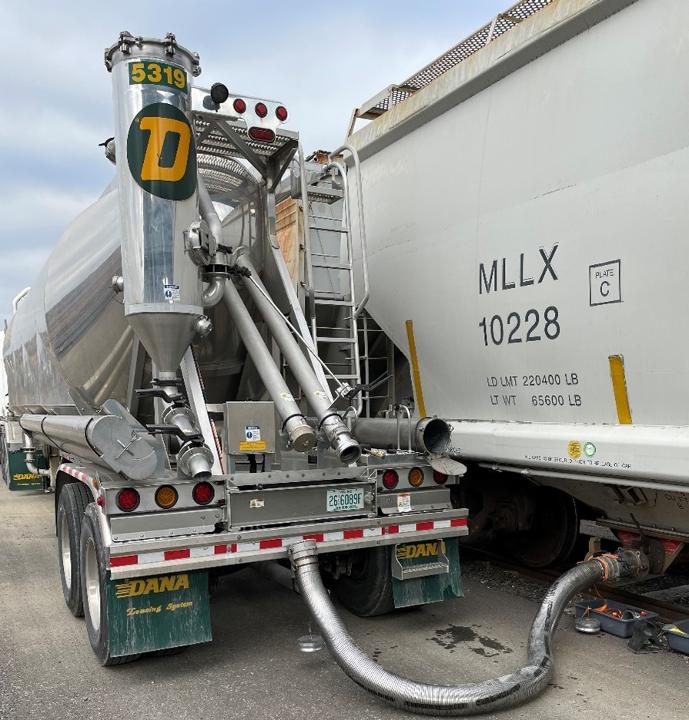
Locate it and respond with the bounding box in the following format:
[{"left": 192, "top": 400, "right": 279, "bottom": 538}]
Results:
[{"left": 289, "top": 542, "right": 640, "bottom": 716}]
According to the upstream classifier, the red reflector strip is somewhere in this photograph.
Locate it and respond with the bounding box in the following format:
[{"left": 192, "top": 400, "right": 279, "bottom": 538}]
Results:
[
  {"left": 110, "top": 555, "right": 138, "bottom": 567},
  {"left": 214, "top": 544, "right": 228, "bottom": 555},
  {"left": 164, "top": 549, "right": 191, "bottom": 561},
  {"left": 415, "top": 521, "right": 434, "bottom": 531},
  {"left": 229, "top": 543, "right": 237, "bottom": 553},
  {"left": 303, "top": 533, "right": 324, "bottom": 542},
  {"left": 248, "top": 126, "right": 275, "bottom": 142},
  {"left": 383, "top": 525, "right": 399, "bottom": 535},
  {"left": 343, "top": 529, "right": 364, "bottom": 540},
  {"left": 450, "top": 518, "right": 468, "bottom": 527},
  {"left": 259, "top": 538, "right": 283, "bottom": 550}
]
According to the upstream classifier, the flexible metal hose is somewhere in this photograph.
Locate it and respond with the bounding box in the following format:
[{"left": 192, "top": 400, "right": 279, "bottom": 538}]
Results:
[{"left": 290, "top": 541, "right": 631, "bottom": 716}]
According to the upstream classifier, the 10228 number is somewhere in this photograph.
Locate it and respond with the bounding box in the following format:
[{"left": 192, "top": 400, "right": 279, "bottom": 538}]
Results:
[{"left": 479, "top": 306, "right": 560, "bottom": 347}]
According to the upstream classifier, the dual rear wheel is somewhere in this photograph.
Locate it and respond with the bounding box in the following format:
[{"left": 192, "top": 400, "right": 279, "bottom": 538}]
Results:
[{"left": 56, "top": 482, "right": 139, "bottom": 665}]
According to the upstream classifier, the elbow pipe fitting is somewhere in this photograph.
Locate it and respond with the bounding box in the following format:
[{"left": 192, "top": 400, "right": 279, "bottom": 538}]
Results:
[
  {"left": 22, "top": 433, "right": 50, "bottom": 478},
  {"left": 202, "top": 276, "right": 225, "bottom": 308},
  {"left": 289, "top": 541, "right": 638, "bottom": 716},
  {"left": 198, "top": 174, "right": 223, "bottom": 253}
]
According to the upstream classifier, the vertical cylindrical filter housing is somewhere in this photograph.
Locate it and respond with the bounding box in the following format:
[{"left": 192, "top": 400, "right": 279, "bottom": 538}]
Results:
[{"left": 105, "top": 32, "right": 203, "bottom": 377}]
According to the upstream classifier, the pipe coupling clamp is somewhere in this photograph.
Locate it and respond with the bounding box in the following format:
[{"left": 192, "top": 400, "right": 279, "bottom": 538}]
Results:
[{"left": 288, "top": 540, "right": 319, "bottom": 570}]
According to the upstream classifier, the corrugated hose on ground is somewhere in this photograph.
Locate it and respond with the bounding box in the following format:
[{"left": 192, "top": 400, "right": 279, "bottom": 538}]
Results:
[{"left": 289, "top": 541, "right": 638, "bottom": 716}]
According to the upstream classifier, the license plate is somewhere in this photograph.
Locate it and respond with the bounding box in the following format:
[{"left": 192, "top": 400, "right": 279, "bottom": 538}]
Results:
[{"left": 326, "top": 487, "right": 364, "bottom": 512}]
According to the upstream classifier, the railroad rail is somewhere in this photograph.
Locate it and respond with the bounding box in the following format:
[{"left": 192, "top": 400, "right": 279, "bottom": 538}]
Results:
[{"left": 464, "top": 549, "right": 689, "bottom": 623}]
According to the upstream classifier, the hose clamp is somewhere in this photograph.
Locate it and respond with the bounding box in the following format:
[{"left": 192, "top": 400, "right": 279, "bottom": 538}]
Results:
[{"left": 288, "top": 540, "right": 319, "bottom": 570}]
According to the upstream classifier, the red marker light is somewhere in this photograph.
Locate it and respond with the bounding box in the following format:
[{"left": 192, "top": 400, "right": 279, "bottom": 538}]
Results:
[
  {"left": 116, "top": 488, "right": 140, "bottom": 512},
  {"left": 433, "top": 470, "right": 448, "bottom": 484},
  {"left": 255, "top": 102, "right": 268, "bottom": 118},
  {"left": 233, "top": 97, "right": 247, "bottom": 114},
  {"left": 275, "top": 105, "right": 288, "bottom": 122},
  {"left": 248, "top": 127, "right": 275, "bottom": 143},
  {"left": 382, "top": 469, "right": 399, "bottom": 490},
  {"left": 192, "top": 481, "right": 215, "bottom": 505}
]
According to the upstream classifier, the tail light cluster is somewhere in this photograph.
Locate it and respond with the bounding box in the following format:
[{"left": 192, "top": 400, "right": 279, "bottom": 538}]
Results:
[
  {"left": 229, "top": 97, "right": 288, "bottom": 122},
  {"left": 115, "top": 481, "right": 215, "bottom": 513},
  {"left": 380, "top": 467, "right": 450, "bottom": 490}
]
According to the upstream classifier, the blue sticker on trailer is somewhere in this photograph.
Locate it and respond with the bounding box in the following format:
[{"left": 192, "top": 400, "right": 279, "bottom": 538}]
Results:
[{"left": 106, "top": 570, "right": 211, "bottom": 656}]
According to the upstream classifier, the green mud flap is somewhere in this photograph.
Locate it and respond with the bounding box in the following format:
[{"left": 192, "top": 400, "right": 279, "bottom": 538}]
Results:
[
  {"left": 5, "top": 450, "right": 47, "bottom": 491},
  {"left": 392, "top": 537, "right": 463, "bottom": 609},
  {"left": 106, "top": 570, "right": 212, "bottom": 656}
]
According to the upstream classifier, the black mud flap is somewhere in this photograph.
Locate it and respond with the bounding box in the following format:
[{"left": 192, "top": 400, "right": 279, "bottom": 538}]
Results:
[
  {"left": 391, "top": 537, "right": 463, "bottom": 609},
  {"left": 106, "top": 570, "right": 211, "bottom": 656}
]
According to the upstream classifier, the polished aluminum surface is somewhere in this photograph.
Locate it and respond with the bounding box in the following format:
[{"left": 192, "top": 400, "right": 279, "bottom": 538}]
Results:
[
  {"left": 222, "top": 278, "right": 315, "bottom": 452},
  {"left": 4, "top": 185, "right": 127, "bottom": 414},
  {"left": 19, "top": 411, "right": 162, "bottom": 480},
  {"left": 109, "top": 36, "right": 202, "bottom": 375}
]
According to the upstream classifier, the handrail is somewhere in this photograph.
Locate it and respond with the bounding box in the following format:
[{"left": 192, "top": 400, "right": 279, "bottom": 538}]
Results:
[
  {"left": 11, "top": 287, "right": 31, "bottom": 315},
  {"left": 297, "top": 143, "right": 316, "bottom": 336},
  {"left": 329, "top": 144, "right": 370, "bottom": 318}
]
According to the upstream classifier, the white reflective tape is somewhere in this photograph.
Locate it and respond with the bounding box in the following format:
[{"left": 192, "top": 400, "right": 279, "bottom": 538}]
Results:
[
  {"left": 138, "top": 551, "right": 165, "bottom": 565},
  {"left": 191, "top": 546, "right": 214, "bottom": 558},
  {"left": 434, "top": 519, "right": 451, "bottom": 529},
  {"left": 236, "top": 541, "right": 261, "bottom": 553},
  {"left": 363, "top": 527, "right": 382, "bottom": 538},
  {"left": 324, "top": 531, "right": 345, "bottom": 542},
  {"left": 398, "top": 523, "right": 417, "bottom": 533}
]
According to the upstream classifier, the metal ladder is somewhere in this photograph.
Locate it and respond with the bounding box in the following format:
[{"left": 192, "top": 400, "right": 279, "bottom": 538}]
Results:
[
  {"left": 297, "top": 145, "right": 370, "bottom": 412},
  {"left": 358, "top": 311, "right": 395, "bottom": 418}
]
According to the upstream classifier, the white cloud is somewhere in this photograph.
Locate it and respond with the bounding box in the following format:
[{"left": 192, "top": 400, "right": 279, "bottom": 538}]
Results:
[{"left": 0, "top": 184, "right": 98, "bottom": 237}]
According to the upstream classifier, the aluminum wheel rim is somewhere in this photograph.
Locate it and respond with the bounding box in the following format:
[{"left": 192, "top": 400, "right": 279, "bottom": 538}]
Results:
[
  {"left": 85, "top": 537, "right": 101, "bottom": 632},
  {"left": 58, "top": 512, "right": 71, "bottom": 590}
]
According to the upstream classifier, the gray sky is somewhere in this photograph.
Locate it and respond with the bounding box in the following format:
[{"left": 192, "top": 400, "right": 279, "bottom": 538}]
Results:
[{"left": 0, "top": 0, "right": 506, "bottom": 324}]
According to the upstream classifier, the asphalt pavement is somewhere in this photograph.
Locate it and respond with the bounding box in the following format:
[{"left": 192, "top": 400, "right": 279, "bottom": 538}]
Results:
[{"left": 1, "top": 483, "right": 687, "bottom": 720}]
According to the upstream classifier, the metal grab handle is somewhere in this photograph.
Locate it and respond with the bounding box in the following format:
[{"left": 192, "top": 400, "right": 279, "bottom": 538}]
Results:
[
  {"left": 297, "top": 143, "right": 315, "bottom": 316},
  {"left": 329, "top": 143, "right": 370, "bottom": 318}
]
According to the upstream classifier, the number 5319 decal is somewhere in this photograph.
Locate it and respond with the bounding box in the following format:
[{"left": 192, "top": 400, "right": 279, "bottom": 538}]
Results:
[{"left": 129, "top": 60, "right": 187, "bottom": 92}]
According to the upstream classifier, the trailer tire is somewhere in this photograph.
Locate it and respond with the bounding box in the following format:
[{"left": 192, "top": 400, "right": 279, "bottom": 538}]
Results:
[
  {"left": 80, "top": 503, "right": 140, "bottom": 666},
  {"left": 57, "top": 481, "right": 92, "bottom": 617},
  {"left": 333, "top": 546, "right": 395, "bottom": 617}
]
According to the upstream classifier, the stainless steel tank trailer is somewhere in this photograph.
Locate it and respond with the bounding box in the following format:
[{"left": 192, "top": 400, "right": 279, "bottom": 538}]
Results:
[{"left": 0, "top": 31, "right": 646, "bottom": 716}]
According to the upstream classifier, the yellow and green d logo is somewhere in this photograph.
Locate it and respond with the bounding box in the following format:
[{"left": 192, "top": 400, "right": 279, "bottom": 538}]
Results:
[{"left": 127, "top": 102, "right": 196, "bottom": 200}]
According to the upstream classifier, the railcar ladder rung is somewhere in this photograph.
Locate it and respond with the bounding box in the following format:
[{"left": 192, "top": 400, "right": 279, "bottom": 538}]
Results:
[
  {"left": 314, "top": 290, "right": 348, "bottom": 300},
  {"left": 309, "top": 224, "right": 349, "bottom": 233},
  {"left": 313, "top": 297, "right": 349, "bottom": 306},
  {"left": 311, "top": 260, "right": 351, "bottom": 270},
  {"left": 316, "top": 337, "right": 357, "bottom": 344}
]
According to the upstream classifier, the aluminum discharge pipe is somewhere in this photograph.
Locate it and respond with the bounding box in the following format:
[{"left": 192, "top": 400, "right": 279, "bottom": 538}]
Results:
[
  {"left": 290, "top": 542, "right": 642, "bottom": 716},
  {"left": 19, "top": 414, "right": 160, "bottom": 481},
  {"left": 223, "top": 278, "right": 316, "bottom": 452},
  {"left": 352, "top": 417, "right": 451, "bottom": 454},
  {"left": 234, "top": 253, "right": 360, "bottom": 464}
]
